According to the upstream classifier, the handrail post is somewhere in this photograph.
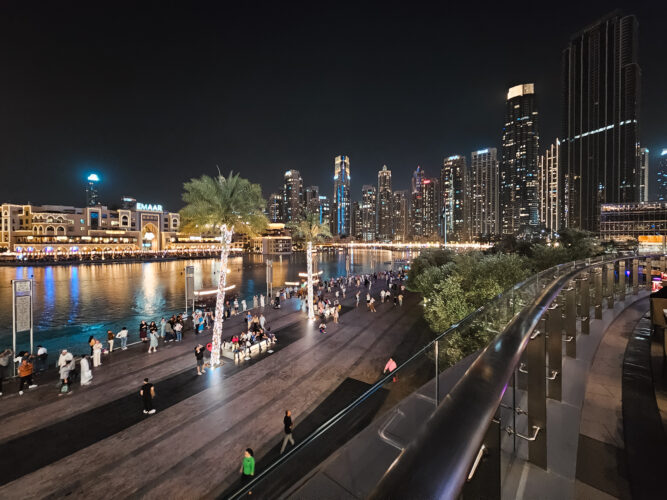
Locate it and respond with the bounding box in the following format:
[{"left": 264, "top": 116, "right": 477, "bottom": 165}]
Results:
[
  {"left": 618, "top": 260, "right": 626, "bottom": 301},
  {"left": 564, "top": 281, "right": 577, "bottom": 356},
  {"left": 547, "top": 303, "right": 563, "bottom": 400},
  {"left": 605, "top": 263, "right": 615, "bottom": 309},
  {"left": 632, "top": 258, "right": 639, "bottom": 295},
  {"left": 435, "top": 340, "right": 439, "bottom": 406},
  {"left": 462, "top": 415, "right": 501, "bottom": 500},
  {"left": 593, "top": 266, "right": 603, "bottom": 319},
  {"left": 646, "top": 257, "right": 654, "bottom": 290},
  {"left": 578, "top": 272, "right": 590, "bottom": 335},
  {"left": 526, "top": 323, "right": 547, "bottom": 468}
]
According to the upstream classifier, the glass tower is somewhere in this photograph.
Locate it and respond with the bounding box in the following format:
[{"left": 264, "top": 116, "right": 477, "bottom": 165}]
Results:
[{"left": 333, "top": 155, "right": 351, "bottom": 236}]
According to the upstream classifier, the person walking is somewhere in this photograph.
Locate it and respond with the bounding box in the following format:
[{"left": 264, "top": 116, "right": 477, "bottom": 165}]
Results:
[
  {"left": 240, "top": 448, "right": 255, "bottom": 493},
  {"left": 148, "top": 328, "right": 159, "bottom": 353},
  {"left": 36, "top": 345, "right": 48, "bottom": 372},
  {"left": 174, "top": 321, "right": 183, "bottom": 342},
  {"left": 259, "top": 314, "right": 266, "bottom": 331},
  {"left": 383, "top": 357, "right": 398, "bottom": 383},
  {"left": 194, "top": 344, "right": 206, "bottom": 375},
  {"left": 92, "top": 340, "right": 103, "bottom": 367},
  {"left": 0, "top": 348, "right": 12, "bottom": 396},
  {"left": 280, "top": 410, "right": 296, "bottom": 454},
  {"left": 369, "top": 296, "right": 376, "bottom": 313},
  {"left": 17, "top": 356, "right": 36, "bottom": 395},
  {"left": 355, "top": 291, "right": 360, "bottom": 307},
  {"left": 58, "top": 353, "right": 73, "bottom": 395},
  {"left": 140, "top": 378, "right": 156, "bottom": 414},
  {"left": 333, "top": 307, "right": 339, "bottom": 324},
  {"left": 260, "top": 294, "right": 265, "bottom": 308},
  {"left": 107, "top": 330, "right": 115, "bottom": 353},
  {"left": 139, "top": 321, "right": 148, "bottom": 342},
  {"left": 398, "top": 293, "right": 404, "bottom": 306},
  {"left": 116, "top": 327, "right": 129, "bottom": 349},
  {"left": 253, "top": 295, "right": 258, "bottom": 309},
  {"left": 241, "top": 299, "right": 247, "bottom": 312},
  {"left": 80, "top": 355, "right": 93, "bottom": 386}
]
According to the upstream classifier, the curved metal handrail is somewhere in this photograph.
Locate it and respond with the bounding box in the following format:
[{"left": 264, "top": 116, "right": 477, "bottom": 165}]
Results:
[{"left": 225, "top": 253, "right": 649, "bottom": 499}]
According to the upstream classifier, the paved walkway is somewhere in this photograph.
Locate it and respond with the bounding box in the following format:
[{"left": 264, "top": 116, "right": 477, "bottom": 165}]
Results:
[{"left": 0, "top": 280, "right": 426, "bottom": 498}]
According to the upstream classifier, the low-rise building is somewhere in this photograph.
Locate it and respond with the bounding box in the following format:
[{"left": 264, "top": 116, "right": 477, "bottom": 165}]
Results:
[{"left": 600, "top": 202, "right": 667, "bottom": 249}]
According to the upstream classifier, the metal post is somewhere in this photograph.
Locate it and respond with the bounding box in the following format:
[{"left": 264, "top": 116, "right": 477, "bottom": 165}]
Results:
[
  {"left": 618, "top": 260, "right": 626, "bottom": 301},
  {"left": 526, "top": 324, "right": 547, "bottom": 468},
  {"left": 462, "top": 414, "right": 501, "bottom": 500},
  {"left": 546, "top": 304, "right": 562, "bottom": 400},
  {"left": 646, "top": 258, "right": 654, "bottom": 290},
  {"left": 632, "top": 259, "right": 639, "bottom": 295},
  {"left": 594, "top": 267, "right": 603, "bottom": 319},
  {"left": 579, "top": 273, "right": 590, "bottom": 335},
  {"left": 184, "top": 265, "right": 194, "bottom": 315},
  {"left": 606, "top": 264, "right": 614, "bottom": 309},
  {"left": 435, "top": 341, "right": 439, "bottom": 405},
  {"left": 564, "top": 282, "right": 577, "bottom": 357},
  {"left": 266, "top": 259, "right": 273, "bottom": 299}
]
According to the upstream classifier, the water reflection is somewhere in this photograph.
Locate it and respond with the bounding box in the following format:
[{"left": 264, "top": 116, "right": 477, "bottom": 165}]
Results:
[{"left": 0, "top": 249, "right": 411, "bottom": 353}]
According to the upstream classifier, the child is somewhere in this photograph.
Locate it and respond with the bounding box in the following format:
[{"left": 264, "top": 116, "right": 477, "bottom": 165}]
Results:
[{"left": 319, "top": 322, "right": 327, "bottom": 334}]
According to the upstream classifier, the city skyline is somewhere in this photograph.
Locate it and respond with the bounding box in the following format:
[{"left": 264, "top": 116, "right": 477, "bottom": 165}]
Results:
[{"left": 1, "top": 1, "right": 665, "bottom": 210}]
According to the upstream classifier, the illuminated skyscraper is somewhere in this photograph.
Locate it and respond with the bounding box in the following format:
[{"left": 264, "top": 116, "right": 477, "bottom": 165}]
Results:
[
  {"left": 562, "top": 13, "right": 640, "bottom": 230},
  {"left": 361, "top": 184, "right": 377, "bottom": 241},
  {"left": 377, "top": 165, "right": 393, "bottom": 241},
  {"left": 410, "top": 166, "right": 426, "bottom": 238},
  {"left": 639, "top": 148, "right": 649, "bottom": 203},
  {"left": 658, "top": 150, "right": 667, "bottom": 202},
  {"left": 317, "top": 195, "right": 331, "bottom": 227},
  {"left": 440, "top": 155, "right": 467, "bottom": 241},
  {"left": 304, "top": 185, "right": 319, "bottom": 215},
  {"left": 283, "top": 170, "right": 303, "bottom": 222},
  {"left": 86, "top": 173, "right": 100, "bottom": 207},
  {"left": 500, "top": 83, "right": 540, "bottom": 235},
  {"left": 333, "top": 155, "right": 351, "bottom": 237},
  {"left": 351, "top": 201, "right": 362, "bottom": 240},
  {"left": 470, "top": 148, "right": 499, "bottom": 238},
  {"left": 267, "top": 193, "right": 283, "bottom": 223},
  {"left": 538, "top": 141, "right": 560, "bottom": 234},
  {"left": 392, "top": 190, "right": 408, "bottom": 242}
]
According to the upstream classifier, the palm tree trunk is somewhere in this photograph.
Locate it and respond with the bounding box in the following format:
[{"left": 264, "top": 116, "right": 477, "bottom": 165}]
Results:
[
  {"left": 307, "top": 240, "right": 315, "bottom": 321},
  {"left": 211, "top": 224, "right": 233, "bottom": 367}
]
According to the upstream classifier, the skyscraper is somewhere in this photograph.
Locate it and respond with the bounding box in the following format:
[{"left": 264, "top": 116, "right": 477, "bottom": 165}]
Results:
[
  {"left": 639, "top": 148, "right": 649, "bottom": 203},
  {"left": 361, "top": 185, "right": 377, "bottom": 241},
  {"left": 500, "top": 83, "right": 539, "bottom": 235},
  {"left": 440, "top": 155, "right": 467, "bottom": 241},
  {"left": 304, "top": 186, "right": 319, "bottom": 215},
  {"left": 351, "top": 201, "right": 362, "bottom": 240},
  {"left": 267, "top": 193, "right": 283, "bottom": 223},
  {"left": 470, "top": 148, "right": 499, "bottom": 238},
  {"left": 410, "top": 166, "right": 426, "bottom": 238},
  {"left": 333, "top": 155, "right": 351, "bottom": 237},
  {"left": 377, "top": 165, "right": 393, "bottom": 241},
  {"left": 393, "top": 190, "right": 408, "bottom": 242},
  {"left": 658, "top": 150, "right": 667, "bottom": 202},
  {"left": 422, "top": 178, "right": 439, "bottom": 239},
  {"left": 538, "top": 141, "right": 560, "bottom": 235},
  {"left": 317, "top": 195, "right": 331, "bottom": 227},
  {"left": 561, "top": 12, "right": 640, "bottom": 231},
  {"left": 283, "top": 170, "right": 303, "bottom": 222}
]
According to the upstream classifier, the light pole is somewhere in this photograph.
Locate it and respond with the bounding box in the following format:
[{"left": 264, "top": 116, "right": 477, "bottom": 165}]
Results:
[{"left": 266, "top": 258, "right": 273, "bottom": 300}]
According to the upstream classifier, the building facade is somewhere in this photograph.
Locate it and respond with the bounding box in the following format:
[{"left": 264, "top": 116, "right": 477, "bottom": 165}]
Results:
[
  {"left": 440, "top": 155, "right": 467, "bottom": 241},
  {"left": 392, "top": 190, "right": 408, "bottom": 242},
  {"left": 86, "top": 174, "right": 100, "bottom": 207},
  {"left": 658, "top": 150, "right": 667, "bottom": 202},
  {"left": 267, "top": 193, "right": 283, "bottom": 223},
  {"left": 470, "top": 148, "right": 499, "bottom": 238},
  {"left": 561, "top": 13, "right": 641, "bottom": 231},
  {"left": 600, "top": 203, "right": 667, "bottom": 245},
  {"left": 317, "top": 195, "right": 331, "bottom": 227},
  {"left": 283, "top": 170, "right": 303, "bottom": 222},
  {"left": 304, "top": 185, "right": 320, "bottom": 216},
  {"left": 377, "top": 165, "right": 393, "bottom": 241},
  {"left": 361, "top": 185, "right": 377, "bottom": 241},
  {"left": 351, "top": 201, "right": 362, "bottom": 240},
  {"left": 333, "top": 155, "right": 351, "bottom": 237},
  {"left": 639, "top": 148, "right": 649, "bottom": 203},
  {"left": 500, "top": 83, "right": 540, "bottom": 235},
  {"left": 0, "top": 199, "right": 182, "bottom": 254},
  {"left": 538, "top": 140, "right": 560, "bottom": 234}
]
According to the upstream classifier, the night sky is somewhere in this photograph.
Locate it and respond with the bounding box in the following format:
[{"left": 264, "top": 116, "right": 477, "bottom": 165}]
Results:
[{"left": 1, "top": 0, "right": 666, "bottom": 210}]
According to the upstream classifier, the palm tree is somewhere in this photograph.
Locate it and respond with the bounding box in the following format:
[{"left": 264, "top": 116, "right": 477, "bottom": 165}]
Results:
[
  {"left": 288, "top": 212, "right": 332, "bottom": 321},
  {"left": 180, "top": 171, "right": 267, "bottom": 367}
]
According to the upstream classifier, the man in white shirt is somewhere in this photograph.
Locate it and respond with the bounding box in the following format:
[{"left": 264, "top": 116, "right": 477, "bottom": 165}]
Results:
[{"left": 116, "top": 327, "right": 129, "bottom": 349}]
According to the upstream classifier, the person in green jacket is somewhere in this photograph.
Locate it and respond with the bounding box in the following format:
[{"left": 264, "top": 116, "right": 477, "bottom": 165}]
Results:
[{"left": 240, "top": 448, "right": 255, "bottom": 494}]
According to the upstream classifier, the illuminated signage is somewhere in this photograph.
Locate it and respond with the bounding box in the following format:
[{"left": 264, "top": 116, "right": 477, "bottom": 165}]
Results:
[
  {"left": 476, "top": 148, "right": 489, "bottom": 155},
  {"left": 136, "top": 202, "right": 164, "bottom": 212},
  {"left": 87, "top": 174, "right": 100, "bottom": 182}
]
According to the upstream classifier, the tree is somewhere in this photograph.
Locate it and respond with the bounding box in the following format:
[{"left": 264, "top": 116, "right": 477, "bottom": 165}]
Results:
[
  {"left": 288, "top": 212, "right": 332, "bottom": 321},
  {"left": 180, "top": 171, "right": 267, "bottom": 367}
]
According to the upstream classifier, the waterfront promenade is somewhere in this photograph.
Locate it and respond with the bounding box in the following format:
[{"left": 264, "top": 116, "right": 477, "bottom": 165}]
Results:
[{"left": 0, "top": 281, "right": 428, "bottom": 498}]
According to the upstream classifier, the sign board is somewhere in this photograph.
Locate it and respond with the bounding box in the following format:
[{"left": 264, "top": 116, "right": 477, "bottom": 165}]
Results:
[
  {"left": 12, "top": 279, "right": 33, "bottom": 375},
  {"left": 136, "top": 202, "right": 164, "bottom": 212},
  {"left": 185, "top": 266, "right": 195, "bottom": 313}
]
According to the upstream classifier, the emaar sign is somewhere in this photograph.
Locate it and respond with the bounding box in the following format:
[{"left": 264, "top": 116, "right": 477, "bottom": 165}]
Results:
[{"left": 136, "top": 202, "right": 164, "bottom": 212}]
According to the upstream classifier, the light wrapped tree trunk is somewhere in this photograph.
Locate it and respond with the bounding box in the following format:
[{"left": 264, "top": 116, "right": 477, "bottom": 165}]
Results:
[
  {"left": 307, "top": 240, "right": 315, "bottom": 321},
  {"left": 211, "top": 224, "right": 233, "bottom": 367}
]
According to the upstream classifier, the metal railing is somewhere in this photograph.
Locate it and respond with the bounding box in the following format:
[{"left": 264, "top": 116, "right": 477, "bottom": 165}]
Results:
[{"left": 225, "top": 254, "right": 662, "bottom": 499}]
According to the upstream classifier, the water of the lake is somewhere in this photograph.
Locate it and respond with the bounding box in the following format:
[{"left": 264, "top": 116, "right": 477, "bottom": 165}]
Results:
[{"left": 0, "top": 249, "right": 415, "bottom": 354}]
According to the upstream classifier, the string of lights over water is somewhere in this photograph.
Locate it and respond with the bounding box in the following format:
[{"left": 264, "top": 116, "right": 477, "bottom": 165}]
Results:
[{"left": 0, "top": 249, "right": 415, "bottom": 354}]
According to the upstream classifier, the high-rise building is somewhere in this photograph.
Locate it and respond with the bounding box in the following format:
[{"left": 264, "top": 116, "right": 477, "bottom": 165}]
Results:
[
  {"left": 333, "top": 155, "right": 351, "bottom": 237},
  {"left": 86, "top": 173, "right": 100, "bottom": 207},
  {"left": 377, "top": 165, "right": 393, "bottom": 241},
  {"left": 440, "top": 155, "right": 467, "bottom": 241},
  {"left": 361, "top": 185, "right": 377, "bottom": 241},
  {"left": 470, "top": 148, "right": 499, "bottom": 238},
  {"left": 410, "top": 166, "right": 426, "bottom": 239},
  {"left": 658, "top": 150, "right": 667, "bottom": 202},
  {"left": 392, "top": 190, "right": 408, "bottom": 242},
  {"left": 267, "top": 193, "right": 283, "bottom": 223},
  {"left": 639, "top": 148, "right": 649, "bottom": 203},
  {"left": 561, "top": 13, "right": 641, "bottom": 231},
  {"left": 500, "top": 83, "right": 540, "bottom": 235},
  {"left": 317, "top": 195, "right": 331, "bottom": 227},
  {"left": 538, "top": 141, "right": 560, "bottom": 235},
  {"left": 422, "top": 178, "right": 439, "bottom": 239},
  {"left": 351, "top": 201, "right": 362, "bottom": 240},
  {"left": 283, "top": 170, "right": 303, "bottom": 222},
  {"left": 304, "top": 186, "right": 320, "bottom": 215}
]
